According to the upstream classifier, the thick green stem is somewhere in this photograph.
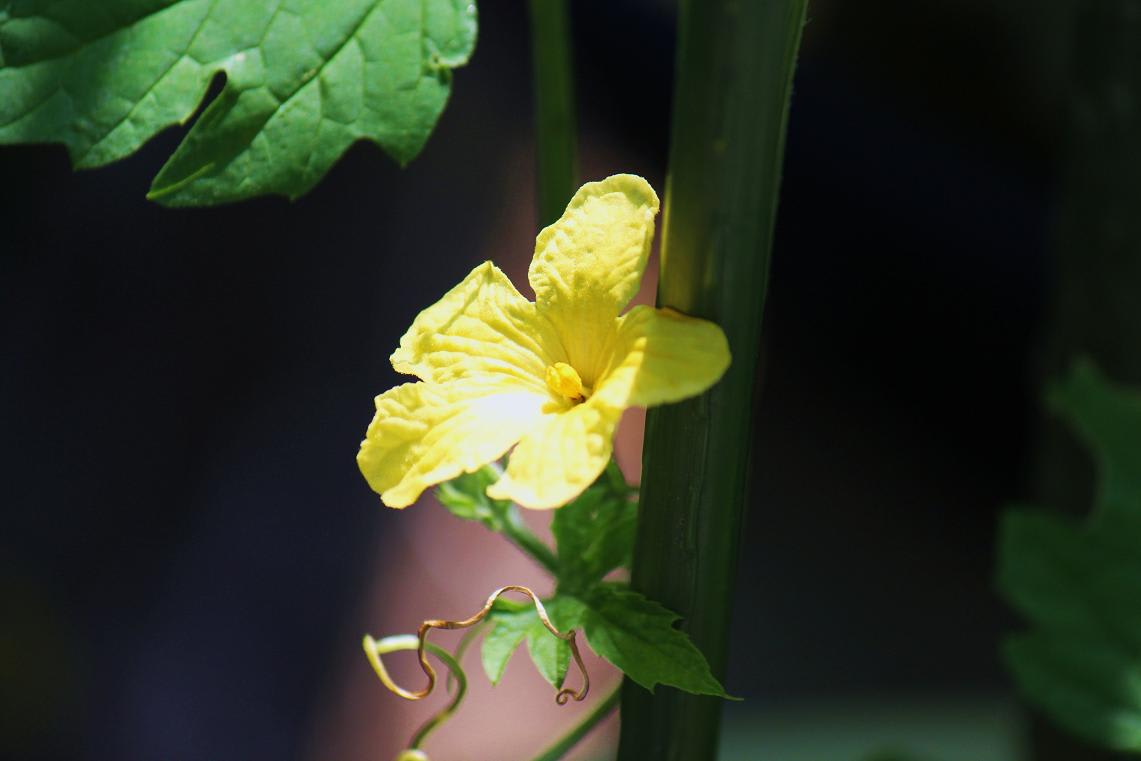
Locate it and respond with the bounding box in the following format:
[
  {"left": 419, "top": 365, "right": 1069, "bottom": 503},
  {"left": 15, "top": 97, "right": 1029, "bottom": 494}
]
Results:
[
  {"left": 528, "top": 686, "right": 621, "bottom": 761},
  {"left": 617, "top": 2, "right": 807, "bottom": 760},
  {"left": 527, "top": 0, "right": 578, "bottom": 226}
]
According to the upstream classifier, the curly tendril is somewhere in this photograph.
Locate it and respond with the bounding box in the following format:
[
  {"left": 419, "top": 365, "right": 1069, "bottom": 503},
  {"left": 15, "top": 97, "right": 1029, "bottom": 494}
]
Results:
[
  {"left": 363, "top": 634, "right": 466, "bottom": 754},
  {"left": 369, "top": 585, "right": 590, "bottom": 706}
]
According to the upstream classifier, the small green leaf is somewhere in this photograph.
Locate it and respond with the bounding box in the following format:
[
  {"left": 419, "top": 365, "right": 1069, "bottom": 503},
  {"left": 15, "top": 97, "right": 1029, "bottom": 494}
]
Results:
[
  {"left": 997, "top": 362, "right": 1141, "bottom": 752},
  {"left": 436, "top": 467, "right": 508, "bottom": 532},
  {"left": 577, "top": 585, "right": 732, "bottom": 698},
  {"left": 525, "top": 595, "right": 585, "bottom": 689},
  {"left": 0, "top": 0, "right": 477, "bottom": 205},
  {"left": 480, "top": 602, "right": 532, "bottom": 686},
  {"left": 480, "top": 595, "right": 584, "bottom": 689},
  {"left": 551, "top": 464, "right": 638, "bottom": 593}
]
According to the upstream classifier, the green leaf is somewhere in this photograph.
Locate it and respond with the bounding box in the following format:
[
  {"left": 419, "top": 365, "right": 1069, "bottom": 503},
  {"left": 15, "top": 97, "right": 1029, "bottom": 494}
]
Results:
[
  {"left": 478, "top": 585, "right": 730, "bottom": 698},
  {"left": 577, "top": 585, "right": 732, "bottom": 698},
  {"left": 480, "top": 600, "right": 532, "bottom": 686},
  {"left": 999, "top": 510, "right": 1141, "bottom": 750},
  {"left": 437, "top": 466, "right": 560, "bottom": 575},
  {"left": 1005, "top": 631, "right": 1141, "bottom": 750},
  {"left": 526, "top": 595, "right": 584, "bottom": 689},
  {"left": 997, "top": 362, "right": 1141, "bottom": 751},
  {"left": 1047, "top": 360, "right": 1141, "bottom": 522},
  {"left": 0, "top": 0, "right": 477, "bottom": 205},
  {"left": 436, "top": 467, "right": 507, "bottom": 532},
  {"left": 861, "top": 753, "right": 934, "bottom": 761},
  {"left": 479, "top": 595, "right": 584, "bottom": 689},
  {"left": 551, "top": 463, "right": 637, "bottom": 593}
]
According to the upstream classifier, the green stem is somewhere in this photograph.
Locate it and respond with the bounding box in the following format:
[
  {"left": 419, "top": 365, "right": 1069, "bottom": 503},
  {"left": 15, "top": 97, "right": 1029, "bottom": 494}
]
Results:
[
  {"left": 362, "top": 634, "right": 467, "bottom": 751},
  {"left": 502, "top": 503, "right": 560, "bottom": 576},
  {"left": 528, "top": 686, "right": 621, "bottom": 761},
  {"left": 445, "top": 620, "right": 486, "bottom": 694},
  {"left": 617, "top": 2, "right": 807, "bottom": 760},
  {"left": 527, "top": 0, "right": 578, "bottom": 226}
]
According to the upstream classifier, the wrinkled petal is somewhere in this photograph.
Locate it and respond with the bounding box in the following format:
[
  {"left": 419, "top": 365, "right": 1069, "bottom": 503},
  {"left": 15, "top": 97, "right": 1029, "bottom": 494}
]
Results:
[
  {"left": 391, "top": 261, "right": 563, "bottom": 392},
  {"left": 357, "top": 380, "right": 547, "bottom": 508},
  {"left": 528, "top": 174, "right": 660, "bottom": 383},
  {"left": 592, "top": 305, "right": 731, "bottom": 409},
  {"left": 487, "top": 399, "right": 620, "bottom": 510}
]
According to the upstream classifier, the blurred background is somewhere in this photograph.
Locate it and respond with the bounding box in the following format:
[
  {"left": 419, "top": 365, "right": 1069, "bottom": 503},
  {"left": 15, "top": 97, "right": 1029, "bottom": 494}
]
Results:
[{"left": 3, "top": 0, "right": 1134, "bottom": 759}]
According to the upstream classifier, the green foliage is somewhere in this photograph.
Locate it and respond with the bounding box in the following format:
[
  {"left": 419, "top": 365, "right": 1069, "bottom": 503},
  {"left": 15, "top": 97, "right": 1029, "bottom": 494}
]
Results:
[
  {"left": 550, "top": 461, "right": 637, "bottom": 594},
  {"left": 576, "top": 584, "right": 732, "bottom": 697},
  {"left": 480, "top": 599, "right": 533, "bottom": 685},
  {"left": 0, "top": 0, "right": 477, "bottom": 205},
  {"left": 1047, "top": 361, "right": 1141, "bottom": 523},
  {"left": 443, "top": 463, "right": 730, "bottom": 698},
  {"left": 998, "top": 361, "right": 1141, "bottom": 752},
  {"left": 480, "top": 596, "right": 583, "bottom": 690},
  {"left": 526, "top": 595, "right": 581, "bottom": 688},
  {"left": 437, "top": 467, "right": 507, "bottom": 532},
  {"left": 479, "top": 586, "right": 730, "bottom": 698}
]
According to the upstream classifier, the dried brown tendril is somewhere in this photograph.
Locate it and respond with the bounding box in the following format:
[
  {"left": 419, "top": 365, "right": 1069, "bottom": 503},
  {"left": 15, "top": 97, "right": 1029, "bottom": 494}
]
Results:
[{"left": 387, "top": 585, "right": 589, "bottom": 705}]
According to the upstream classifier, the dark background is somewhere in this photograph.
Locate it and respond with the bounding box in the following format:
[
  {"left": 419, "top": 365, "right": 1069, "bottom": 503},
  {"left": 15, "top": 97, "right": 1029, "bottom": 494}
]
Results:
[{"left": 2, "top": 1, "right": 1105, "bottom": 759}]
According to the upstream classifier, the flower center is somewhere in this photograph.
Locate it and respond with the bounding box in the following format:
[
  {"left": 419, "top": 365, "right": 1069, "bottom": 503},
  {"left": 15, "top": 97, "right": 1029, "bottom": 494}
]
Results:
[{"left": 545, "top": 362, "right": 588, "bottom": 402}]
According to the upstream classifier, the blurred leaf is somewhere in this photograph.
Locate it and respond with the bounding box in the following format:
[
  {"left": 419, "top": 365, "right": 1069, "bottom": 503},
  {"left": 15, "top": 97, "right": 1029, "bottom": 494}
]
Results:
[
  {"left": 860, "top": 753, "right": 935, "bottom": 761},
  {"left": 1047, "top": 360, "right": 1141, "bottom": 524},
  {"left": 577, "top": 584, "right": 732, "bottom": 698},
  {"left": 0, "top": 0, "right": 477, "bottom": 205},
  {"left": 436, "top": 467, "right": 507, "bottom": 532},
  {"left": 998, "top": 362, "right": 1141, "bottom": 752},
  {"left": 551, "top": 462, "right": 637, "bottom": 593}
]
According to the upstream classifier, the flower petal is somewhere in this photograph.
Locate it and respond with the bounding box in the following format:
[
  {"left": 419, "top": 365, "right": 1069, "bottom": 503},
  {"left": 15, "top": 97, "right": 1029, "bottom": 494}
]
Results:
[
  {"left": 592, "top": 305, "right": 731, "bottom": 409},
  {"left": 357, "top": 380, "right": 547, "bottom": 508},
  {"left": 487, "top": 400, "right": 620, "bottom": 510},
  {"left": 528, "top": 174, "right": 660, "bottom": 382},
  {"left": 391, "top": 261, "right": 563, "bottom": 392}
]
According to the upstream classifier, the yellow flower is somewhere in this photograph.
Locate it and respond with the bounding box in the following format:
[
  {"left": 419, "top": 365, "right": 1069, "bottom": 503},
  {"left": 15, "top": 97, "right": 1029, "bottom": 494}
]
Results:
[{"left": 357, "top": 174, "right": 730, "bottom": 510}]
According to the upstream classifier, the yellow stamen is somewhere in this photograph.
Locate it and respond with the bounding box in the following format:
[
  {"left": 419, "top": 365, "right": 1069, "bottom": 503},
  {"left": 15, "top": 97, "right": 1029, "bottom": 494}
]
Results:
[{"left": 546, "top": 362, "right": 587, "bottom": 401}]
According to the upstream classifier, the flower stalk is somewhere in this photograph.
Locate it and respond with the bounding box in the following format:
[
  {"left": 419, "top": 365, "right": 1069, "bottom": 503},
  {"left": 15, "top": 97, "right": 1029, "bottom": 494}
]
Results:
[
  {"left": 617, "top": 1, "right": 808, "bottom": 759},
  {"left": 500, "top": 502, "right": 560, "bottom": 575}
]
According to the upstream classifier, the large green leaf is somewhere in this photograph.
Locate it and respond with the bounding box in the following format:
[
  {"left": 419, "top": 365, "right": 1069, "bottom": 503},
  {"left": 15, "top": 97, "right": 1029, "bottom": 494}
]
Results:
[
  {"left": 998, "top": 362, "right": 1141, "bottom": 751},
  {"left": 578, "top": 585, "right": 731, "bottom": 698},
  {"left": 0, "top": 0, "right": 477, "bottom": 205}
]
